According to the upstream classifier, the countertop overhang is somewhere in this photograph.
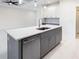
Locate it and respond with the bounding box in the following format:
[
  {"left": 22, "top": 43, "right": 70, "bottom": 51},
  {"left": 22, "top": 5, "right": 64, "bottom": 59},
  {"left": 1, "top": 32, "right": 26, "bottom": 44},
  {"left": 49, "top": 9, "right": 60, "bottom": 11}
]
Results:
[{"left": 7, "top": 25, "right": 62, "bottom": 40}]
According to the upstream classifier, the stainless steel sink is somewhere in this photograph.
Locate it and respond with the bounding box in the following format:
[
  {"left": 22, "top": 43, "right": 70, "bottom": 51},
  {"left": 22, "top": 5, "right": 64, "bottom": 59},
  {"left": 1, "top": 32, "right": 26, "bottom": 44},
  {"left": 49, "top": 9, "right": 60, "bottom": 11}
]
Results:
[{"left": 37, "top": 27, "right": 50, "bottom": 30}]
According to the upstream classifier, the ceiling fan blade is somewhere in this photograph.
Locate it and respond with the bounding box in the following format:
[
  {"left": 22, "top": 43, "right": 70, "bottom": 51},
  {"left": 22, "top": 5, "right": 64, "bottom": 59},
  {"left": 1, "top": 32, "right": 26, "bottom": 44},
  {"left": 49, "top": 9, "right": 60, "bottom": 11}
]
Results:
[
  {"left": 2, "top": 0, "right": 22, "bottom": 5},
  {"left": 12, "top": 2, "right": 18, "bottom": 5},
  {"left": 2, "top": 0, "right": 11, "bottom": 3}
]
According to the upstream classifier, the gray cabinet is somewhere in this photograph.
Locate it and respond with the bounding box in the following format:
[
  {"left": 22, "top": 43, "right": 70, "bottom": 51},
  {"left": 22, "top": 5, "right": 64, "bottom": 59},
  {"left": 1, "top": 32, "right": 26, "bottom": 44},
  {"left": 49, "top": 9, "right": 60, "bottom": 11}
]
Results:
[
  {"left": 8, "top": 35, "right": 40, "bottom": 59},
  {"left": 55, "top": 27, "right": 62, "bottom": 45},
  {"left": 40, "top": 30, "right": 56, "bottom": 57},
  {"left": 8, "top": 27, "right": 62, "bottom": 59},
  {"left": 23, "top": 35, "right": 40, "bottom": 59},
  {"left": 8, "top": 34, "right": 21, "bottom": 59},
  {"left": 48, "top": 30, "right": 56, "bottom": 50},
  {"left": 40, "top": 32, "right": 49, "bottom": 57},
  {"left": 40, "top": 27, "right": 62, "bottom": 58}
]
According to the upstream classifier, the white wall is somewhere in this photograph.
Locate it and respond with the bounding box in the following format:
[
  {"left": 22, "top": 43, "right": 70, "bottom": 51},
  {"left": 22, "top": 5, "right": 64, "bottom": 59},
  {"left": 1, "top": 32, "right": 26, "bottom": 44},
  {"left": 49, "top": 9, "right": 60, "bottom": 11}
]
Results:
[
  {"left": 43, "top": 0, "right": 76, "bottom": 40},
  {"left": 0, "top": 6, "right": 37, "bottom": 29},
  {"left": 0, "top": 6, "right": 37, "bottom": 59},
  {"left": 60, "top": 0, "right": 76, "bottom": 40},
  {"left": 42, "top": 4, "right": 59, "bottom": 17}
]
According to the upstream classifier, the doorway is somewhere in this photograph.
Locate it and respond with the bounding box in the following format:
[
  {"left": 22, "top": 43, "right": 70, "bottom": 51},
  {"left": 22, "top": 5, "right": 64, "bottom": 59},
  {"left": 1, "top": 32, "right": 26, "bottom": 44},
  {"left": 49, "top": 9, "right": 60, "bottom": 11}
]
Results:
[{"left": 76, "top": 7, "right": 79, "bottom": 39}]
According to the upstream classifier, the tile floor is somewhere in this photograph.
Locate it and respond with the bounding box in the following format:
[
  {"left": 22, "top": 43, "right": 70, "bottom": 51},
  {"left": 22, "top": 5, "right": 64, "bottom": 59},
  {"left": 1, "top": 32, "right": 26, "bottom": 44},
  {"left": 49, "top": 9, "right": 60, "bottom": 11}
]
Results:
[{"left": 43, "top": 39, "right": 79, "bottom": 59}]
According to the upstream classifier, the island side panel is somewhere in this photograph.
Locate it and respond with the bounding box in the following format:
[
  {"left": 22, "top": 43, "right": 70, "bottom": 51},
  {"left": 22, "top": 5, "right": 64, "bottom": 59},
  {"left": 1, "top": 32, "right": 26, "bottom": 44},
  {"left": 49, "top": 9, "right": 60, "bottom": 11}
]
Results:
[{"left": 7, "top": 34, "right": 21, "bottom": 59}]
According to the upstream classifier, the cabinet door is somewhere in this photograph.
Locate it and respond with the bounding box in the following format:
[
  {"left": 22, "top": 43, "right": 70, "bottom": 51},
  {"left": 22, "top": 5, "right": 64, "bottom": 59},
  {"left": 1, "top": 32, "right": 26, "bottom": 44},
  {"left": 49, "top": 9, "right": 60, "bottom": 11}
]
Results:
[
  {"left": 23, "top": 35, "right": 40, "bottom": 59},
  {"left": 40, "top": 32, "right": 49, "bottom": 57},
  {"left": 48, "top": 30, "right": 56, "bottom": 50},
  {"left": 55, "top": 27, "right": 62, "bottom": 45}
]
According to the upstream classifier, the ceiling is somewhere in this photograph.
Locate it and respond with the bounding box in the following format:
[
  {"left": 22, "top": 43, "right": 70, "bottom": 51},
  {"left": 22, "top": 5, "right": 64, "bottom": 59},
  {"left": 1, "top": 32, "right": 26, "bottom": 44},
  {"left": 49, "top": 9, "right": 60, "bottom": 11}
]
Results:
[
  {"left": 39, "top": 0, "right": 59, "bottom": 5},
  {"left": 24, "top": 0, "right": 59, "bottom": 7},
  {"left": 0, "top": 0, "right": 59, "bottom": 8}
]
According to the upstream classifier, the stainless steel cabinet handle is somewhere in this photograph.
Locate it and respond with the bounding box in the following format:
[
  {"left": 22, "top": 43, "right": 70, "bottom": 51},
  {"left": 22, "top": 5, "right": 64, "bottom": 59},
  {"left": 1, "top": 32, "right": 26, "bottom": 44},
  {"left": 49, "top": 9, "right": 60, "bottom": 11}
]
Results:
[{"left": 23, "top": 38, "right": 36, "bottom": 44}]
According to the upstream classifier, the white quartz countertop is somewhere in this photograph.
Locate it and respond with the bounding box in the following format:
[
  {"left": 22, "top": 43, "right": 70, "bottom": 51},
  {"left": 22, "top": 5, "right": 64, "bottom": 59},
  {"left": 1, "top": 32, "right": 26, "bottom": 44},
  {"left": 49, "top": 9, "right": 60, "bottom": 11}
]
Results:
[{"left": 6, "top": 25, "right": 61, "bottom": 40}]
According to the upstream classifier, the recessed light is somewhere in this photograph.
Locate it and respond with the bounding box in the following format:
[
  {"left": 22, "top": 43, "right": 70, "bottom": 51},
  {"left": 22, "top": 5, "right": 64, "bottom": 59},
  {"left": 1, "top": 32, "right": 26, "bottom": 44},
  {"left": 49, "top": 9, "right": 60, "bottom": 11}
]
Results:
[
  {"left": 19, "top": 0, "right": 23, "bottom": 4},
  {"left": 33, "top": 0, "right": 38, "bottom": 7},
  {"left": 44, "top": 6, "right": 47, "bottom": 8},
  {"left": 34, "top": 3, "right": 37, "bottom": 7}
]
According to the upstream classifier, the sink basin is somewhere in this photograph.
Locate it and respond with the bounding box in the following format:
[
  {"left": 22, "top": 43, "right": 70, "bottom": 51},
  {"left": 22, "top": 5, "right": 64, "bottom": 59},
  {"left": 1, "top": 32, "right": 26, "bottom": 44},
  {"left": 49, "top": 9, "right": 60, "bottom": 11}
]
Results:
[{"left": 37, "top": 27, "right": 50, "bottom": 30}]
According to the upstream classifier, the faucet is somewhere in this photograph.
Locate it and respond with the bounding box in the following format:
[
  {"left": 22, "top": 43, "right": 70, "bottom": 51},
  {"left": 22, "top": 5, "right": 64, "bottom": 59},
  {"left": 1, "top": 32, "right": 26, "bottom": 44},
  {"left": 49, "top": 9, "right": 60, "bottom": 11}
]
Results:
[{"left": 38, "top": 19, "right": 42, "bottom": 28}]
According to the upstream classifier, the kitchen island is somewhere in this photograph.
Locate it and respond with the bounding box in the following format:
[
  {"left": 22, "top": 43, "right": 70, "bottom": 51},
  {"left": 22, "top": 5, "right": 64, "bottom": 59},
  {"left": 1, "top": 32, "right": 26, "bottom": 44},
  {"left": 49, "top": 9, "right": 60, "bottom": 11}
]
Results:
[{"left": 7, "top": 25, "right": 62, "bottom": 59}]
